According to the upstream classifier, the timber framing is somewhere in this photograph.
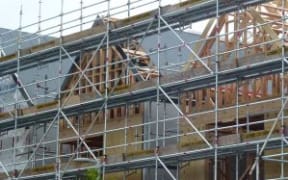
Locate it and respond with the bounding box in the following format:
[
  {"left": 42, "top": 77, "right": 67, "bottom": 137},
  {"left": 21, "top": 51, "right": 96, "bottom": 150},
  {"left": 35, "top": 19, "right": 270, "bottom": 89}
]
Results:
[{"left": 0, "top": 0, "right": 287, "bottom": 179}]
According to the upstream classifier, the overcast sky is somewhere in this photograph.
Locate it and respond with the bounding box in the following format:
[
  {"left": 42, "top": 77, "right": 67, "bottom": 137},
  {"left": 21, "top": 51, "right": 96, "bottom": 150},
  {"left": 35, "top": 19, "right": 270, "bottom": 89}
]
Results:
[
  {"left": 0, "top": 0, "right": 176, "bottom": 33},
  {"left": 0, "top": 0, "right": 95, "bottom": 33},
  {"left": 0, "top": 0, "right": 205, "bottom": 44}
]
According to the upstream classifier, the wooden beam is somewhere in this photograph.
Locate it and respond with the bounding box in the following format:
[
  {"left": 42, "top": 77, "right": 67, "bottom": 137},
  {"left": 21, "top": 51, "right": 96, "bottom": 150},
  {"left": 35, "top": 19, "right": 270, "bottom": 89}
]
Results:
[
  {"left": 248, "top": 8, "right": 281, "bottom": 50},
  {"left": 260, "top": 11, "right": 282, "bottom": 19},
  {"left": 183, "top": 16, "right": 226, "bottom": 71},
  {"left": 121, "top": 48, "right": 148, "bottom": 57},
  {"left": 198, "top": 16, "right": 226, "bottom": 58},
  {"left": 261, "top": 4, "right": 288, "bottom": 11},
  {"left": 183, "top": 18, "right": 216, "bottom": 71}
]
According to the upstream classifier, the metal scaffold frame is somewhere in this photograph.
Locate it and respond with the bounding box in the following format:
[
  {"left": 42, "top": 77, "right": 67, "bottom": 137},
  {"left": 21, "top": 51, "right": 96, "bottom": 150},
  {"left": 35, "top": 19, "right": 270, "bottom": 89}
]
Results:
[{"left": 0, "top": 0, "right": 287, "bottom": 179}]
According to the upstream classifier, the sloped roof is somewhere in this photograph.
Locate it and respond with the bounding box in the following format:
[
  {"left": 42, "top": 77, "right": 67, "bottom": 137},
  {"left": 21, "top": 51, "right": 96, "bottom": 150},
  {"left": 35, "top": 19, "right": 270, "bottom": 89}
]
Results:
[
  {"left": 0, "top": 76, "right": 26, "bottom": 112},
  {"left": 0, "top": 28, "right": 61, "bottom": 106},
  {"left": 0, "top": 26, "right": 202, "bottom": 107},
  {"left": 0, "top": 27, "right": 52, "bottom": 55}
]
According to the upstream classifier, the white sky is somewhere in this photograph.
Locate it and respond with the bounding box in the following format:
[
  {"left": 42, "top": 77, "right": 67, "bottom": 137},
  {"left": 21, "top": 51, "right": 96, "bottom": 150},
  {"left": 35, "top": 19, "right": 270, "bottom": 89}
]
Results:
[
  {"left": 0, "top": 0, "right": 99, "bottom": 33},
  {"left": 0, "top": 0, "right": 177, "bottom": 34},
  {"left": 0, "top": 0, "right": 205, "bottom": 45},
  {"left": 0, "top": 0, "right": 64, "bottom": 29}
]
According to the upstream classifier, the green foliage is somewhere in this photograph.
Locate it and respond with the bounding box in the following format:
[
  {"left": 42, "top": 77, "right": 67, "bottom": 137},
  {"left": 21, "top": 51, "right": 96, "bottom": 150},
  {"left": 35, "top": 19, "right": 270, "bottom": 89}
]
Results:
[{"left": 86, "top": 168, "right": 100, "bottom": 180}]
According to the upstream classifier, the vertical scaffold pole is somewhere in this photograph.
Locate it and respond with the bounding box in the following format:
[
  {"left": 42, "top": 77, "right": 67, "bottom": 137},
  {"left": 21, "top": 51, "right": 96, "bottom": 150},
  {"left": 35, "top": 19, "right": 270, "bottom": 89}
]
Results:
[
  {"left": 280, "top": 0, "right": 286, "bottom": 178},
  {"left": 124, "top": 1, "right": 131, "bottom": 179},
  {"left": 163, "top": 101, "right": 166, "bottom": 147},
  {"left": 13, "top": 2, "right": 23, "bottom": 178},
  {"left": 76, "top": 0, "right": 83, "bottom": 164},
  {"left": 0, "top": 27, "right": 3, "bottom": 57},
  {"left": 103, "top": 0, "right": 110, "bottom": 179},
  {"left": 235, "top": 6, "right": 241, "bottom": 180},
  {"left": 177, "top": 92, "right": 181, "bottom": 179},
  {"left": 38, "top": 0, "right": 42, "bottom": 44},
  {"left": 155, "top": 0, "right": 161, "bottom": 179},
  {"left": 126, "top": 0, "right": 131, "bottom": 86},
  {"left": 256, "top": 144, "right": 259, "bottom": 180},
  {"left": 214, "top": 0, "right": 219, "bottom": 180},
  {"left": 80, "top": 0, "right": 83, "bottom": 32},
  {"left": 56, "top": 0, "right": 64, "bottom": 179}
]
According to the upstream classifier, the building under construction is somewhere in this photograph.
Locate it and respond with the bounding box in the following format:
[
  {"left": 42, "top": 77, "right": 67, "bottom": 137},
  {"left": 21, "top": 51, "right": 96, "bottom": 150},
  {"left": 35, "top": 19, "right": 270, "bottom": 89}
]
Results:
[{"left": 0, "top": 0, "right": 287, "bottom": 179}]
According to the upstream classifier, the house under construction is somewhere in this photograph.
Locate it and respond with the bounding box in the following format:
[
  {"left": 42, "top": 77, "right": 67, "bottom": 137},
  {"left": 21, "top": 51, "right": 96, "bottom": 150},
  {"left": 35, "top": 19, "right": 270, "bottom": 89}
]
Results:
[{"left": 0, "top": 0, "right": 287, "bottom": 179}]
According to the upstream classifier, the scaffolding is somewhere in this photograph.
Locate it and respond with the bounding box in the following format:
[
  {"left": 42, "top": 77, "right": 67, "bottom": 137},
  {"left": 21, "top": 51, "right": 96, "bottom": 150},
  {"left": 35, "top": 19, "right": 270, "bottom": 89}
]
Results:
[{"left": 0, "top": 0, "right": 287, "bottom": 179}]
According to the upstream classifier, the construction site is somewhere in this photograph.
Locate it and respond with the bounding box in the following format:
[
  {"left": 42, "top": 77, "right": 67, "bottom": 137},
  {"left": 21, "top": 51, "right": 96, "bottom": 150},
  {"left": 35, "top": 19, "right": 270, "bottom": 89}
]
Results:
[{"left": 0, "top": 0, "right": 287, "bottom": 179}]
